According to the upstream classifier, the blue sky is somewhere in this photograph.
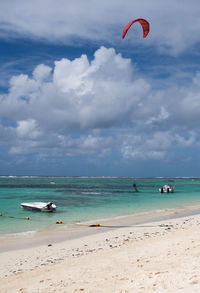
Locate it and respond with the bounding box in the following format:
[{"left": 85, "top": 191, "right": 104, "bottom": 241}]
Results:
[{"left": 1, "top": 0, "right": 200, "bottom": 177}]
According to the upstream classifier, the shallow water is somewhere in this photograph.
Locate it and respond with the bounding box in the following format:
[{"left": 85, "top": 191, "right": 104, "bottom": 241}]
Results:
[{"left": 0, "top": 176, "right": 200, "bottom": 235}]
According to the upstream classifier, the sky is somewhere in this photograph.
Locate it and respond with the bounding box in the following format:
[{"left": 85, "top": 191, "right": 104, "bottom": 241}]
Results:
[{"left": 1, "top": 0, "right": 200, "bottom": 177}]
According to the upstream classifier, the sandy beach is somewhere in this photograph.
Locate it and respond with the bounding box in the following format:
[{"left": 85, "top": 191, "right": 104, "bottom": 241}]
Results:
[{"left": 1, "top": 209, "right": 200, "bottom": 293}]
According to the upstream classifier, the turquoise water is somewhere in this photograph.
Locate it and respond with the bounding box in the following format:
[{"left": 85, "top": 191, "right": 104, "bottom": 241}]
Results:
[{"left": 0, "top": 177, "right": 200, "bottom": 235}]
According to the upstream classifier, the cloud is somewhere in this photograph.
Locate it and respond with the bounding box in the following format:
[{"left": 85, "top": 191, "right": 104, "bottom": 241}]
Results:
[
  {"left": 16, "top": 119, "right": 42, "bottom": 139},
  {"left": 61, "top": 134, "right": 113, "bottom": 157},
  {"left": 1, "top": 46, "right": 200, "bottom": 164},
  {"left": 1, "top": 0, "right": 200, "bottom": 55},
  {"left": 120, "top": 130, "right": 200, "bottom": 160},
  {"left": 0, "top": 124, "right": 16, "bottom": 145},
  {"left": 1, "top": 46, "right": 151, "bottom": 130},
  {"left": 33, "top": 64, "right": 52, "bottom": 81}
]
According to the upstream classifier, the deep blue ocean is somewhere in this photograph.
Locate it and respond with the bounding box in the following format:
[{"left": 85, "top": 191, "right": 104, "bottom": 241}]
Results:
[{"left": 0, "top": 176, "right": 200, "bottom": 235}]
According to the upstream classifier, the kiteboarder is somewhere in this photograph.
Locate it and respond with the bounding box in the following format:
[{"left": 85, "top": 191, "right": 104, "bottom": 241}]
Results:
[{"left": 133, "top": 183, "right": 139, "bottom": 192}]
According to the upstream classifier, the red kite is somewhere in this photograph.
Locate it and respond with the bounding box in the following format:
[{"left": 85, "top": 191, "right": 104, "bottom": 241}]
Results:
[{"left": 122, "top": 18, "right": 150, "bottom": 39}]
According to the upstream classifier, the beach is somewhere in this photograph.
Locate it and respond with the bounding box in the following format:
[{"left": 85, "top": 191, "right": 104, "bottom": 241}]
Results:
[{"left": 1, "top": 209, "right": 200, "bottom": 292}]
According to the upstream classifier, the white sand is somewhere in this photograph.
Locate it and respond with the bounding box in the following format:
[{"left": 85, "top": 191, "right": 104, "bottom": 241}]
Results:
[{"left": 1, "top": 211, "right": 200, "bottom": 292}]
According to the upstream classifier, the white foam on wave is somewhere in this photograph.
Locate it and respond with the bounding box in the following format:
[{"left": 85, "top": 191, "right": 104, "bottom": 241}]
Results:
[{"left": 5, "top": 230, "right": 37, "bottom": 237}]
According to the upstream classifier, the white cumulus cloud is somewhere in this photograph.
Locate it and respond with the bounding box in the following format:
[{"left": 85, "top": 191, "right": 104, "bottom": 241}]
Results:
[{"left": 1, "top": 46, "right": 200, "bottom": 164}]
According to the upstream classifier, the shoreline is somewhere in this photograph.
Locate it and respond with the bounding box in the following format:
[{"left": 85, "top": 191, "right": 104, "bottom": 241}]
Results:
[
  {"left": 1, "top": 204, "right": 200, "bottom": 253},
  {"left": 1, "top": 206, "right": 200, "bottom": 292}
]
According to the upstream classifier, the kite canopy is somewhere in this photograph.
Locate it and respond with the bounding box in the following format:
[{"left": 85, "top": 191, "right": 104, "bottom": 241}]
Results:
[{"left": 122, "top": 18, "right": 150, "bottom": 39}]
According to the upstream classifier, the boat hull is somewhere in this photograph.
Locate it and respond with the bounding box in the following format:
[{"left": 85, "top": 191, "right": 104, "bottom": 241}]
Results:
[
  {"left": 21, "top": 202, "right": 56, "bottom": 212},
  {"left": 159, "top": 185, "right": 174, "bottom": 193},
  {"left": 159, "top": 188, "right": 174, "bottom": 193}
]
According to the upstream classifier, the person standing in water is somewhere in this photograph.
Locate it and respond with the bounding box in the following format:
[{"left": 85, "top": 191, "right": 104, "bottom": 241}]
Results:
[{"left": 133, "top": 183, "right": 139, "bottom": 192}]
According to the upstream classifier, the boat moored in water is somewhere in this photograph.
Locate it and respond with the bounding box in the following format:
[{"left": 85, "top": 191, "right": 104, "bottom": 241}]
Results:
[
  {"left": 159, "top": 185, "right": 175, "bottom": 193},
  {"left": 21, "top": 202, "right": 56, "bottom": 212}
]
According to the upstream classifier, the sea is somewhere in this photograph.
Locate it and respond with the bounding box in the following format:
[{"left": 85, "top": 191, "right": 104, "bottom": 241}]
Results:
[{"left": 0, "top": 176, "right": 200, "bottom": 236}]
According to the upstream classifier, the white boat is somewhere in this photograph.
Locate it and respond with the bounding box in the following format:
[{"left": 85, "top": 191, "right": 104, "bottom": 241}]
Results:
[
  {"left": 159, "top": 185, "right": 175, "bottom": 193},
  {"left": 21, "top": 202, "right": 56, "bottom": 212}
]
